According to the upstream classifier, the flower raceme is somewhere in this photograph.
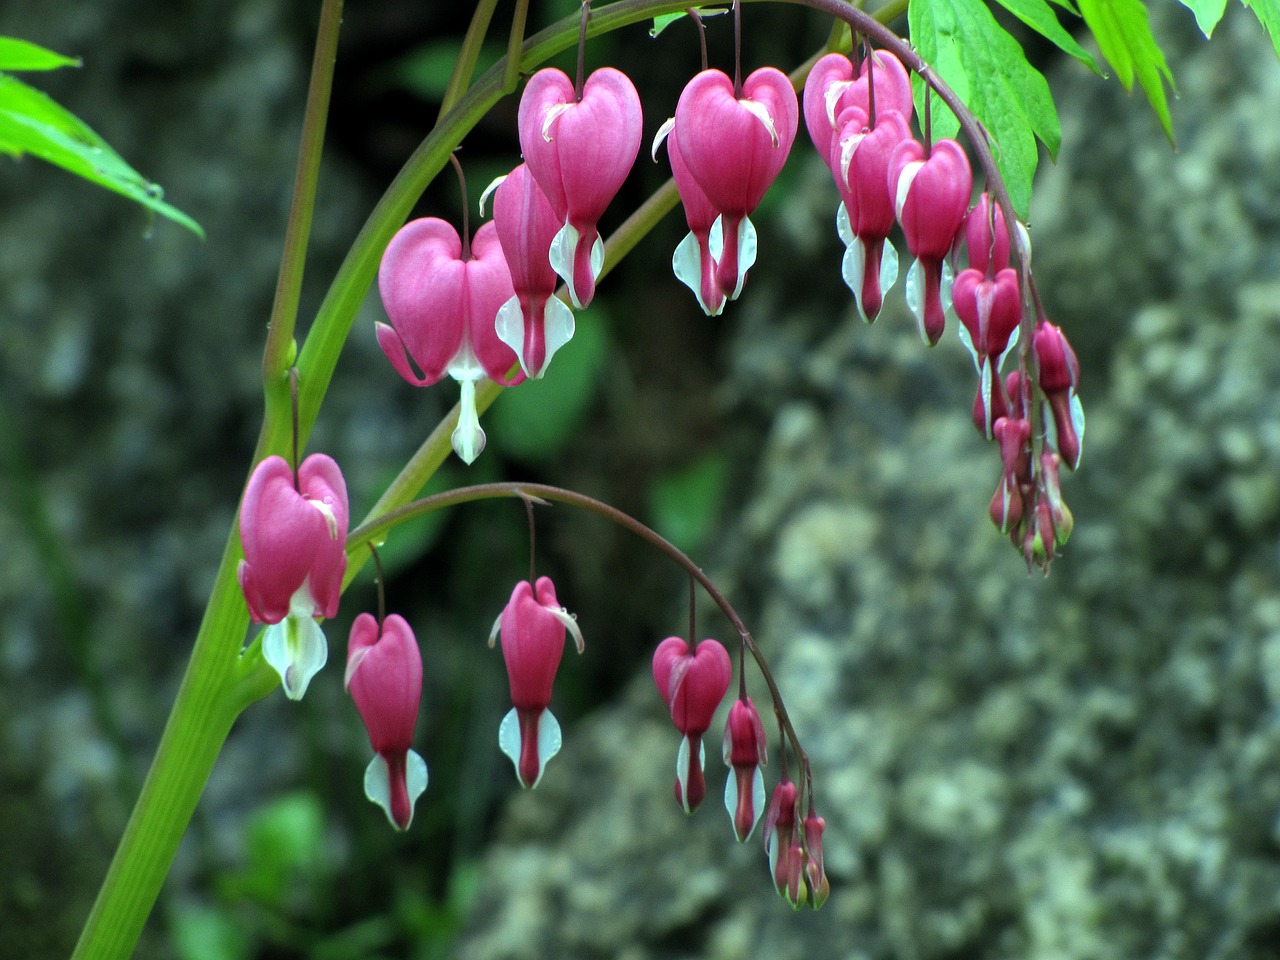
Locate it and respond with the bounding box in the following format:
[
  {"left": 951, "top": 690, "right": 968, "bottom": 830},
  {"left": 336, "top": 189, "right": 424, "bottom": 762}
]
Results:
[
  {"left": 346, "top": 613, "right": 428, "bottom": 831},
  {"left": 670, "top": 67, "right": 798, "bottom": 306},
  {"left": 489, "top": 163, "right": 576, "bottom": 380},
  {"left": 238, "top": 454, "right": 348, "bottom": 700},
  {"left": 490, "top": 577, "right": 584, "bottom": 789},
  {"left": 652, "top": 636, "right": 731, "bottom": 814},
  {"left": 518, "top": 67, "right": 642, "bottom": 310},
  {"left": 376, "top": 217, "right": 523, "bottom": 465}
]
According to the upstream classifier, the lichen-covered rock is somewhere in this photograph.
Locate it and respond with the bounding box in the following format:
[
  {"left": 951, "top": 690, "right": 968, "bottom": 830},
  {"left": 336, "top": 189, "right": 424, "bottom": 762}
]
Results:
[{"left": 454, "top": 6, "right": 1280, "bottom": 958}]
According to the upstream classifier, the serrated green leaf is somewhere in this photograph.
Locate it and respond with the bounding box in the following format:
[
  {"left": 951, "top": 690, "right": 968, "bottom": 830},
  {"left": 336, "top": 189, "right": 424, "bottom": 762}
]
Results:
[
  {"left": 0, "top": 37, "right": 80, "bottom": 71},
  {"left": 909, "top": 0, "right": 1061, "bottom": 217},
  {"left": 1077, "top": 0, "right": 1176, "bottom": 143},
  {"left": 1241, "top": 0, "right": 1280, "bottom": 58},
  {"left": 992, "top": 0, "right": 1102, "bottom": 72},
  {"left": 0, "top": 74, "right": 203, "bottom": 236},
  {"left": 1176, "top": 0, "right": 1229, "bottom": 35}
]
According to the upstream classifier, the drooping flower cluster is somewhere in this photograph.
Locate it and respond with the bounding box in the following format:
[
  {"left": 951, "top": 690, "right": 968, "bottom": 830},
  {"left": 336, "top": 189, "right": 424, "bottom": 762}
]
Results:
[
  {"left": 376, "top": 64, "right": 642, "bottom": 461},
  {"left": 651, "top": 637, "right": 828, "bottom": 907}
]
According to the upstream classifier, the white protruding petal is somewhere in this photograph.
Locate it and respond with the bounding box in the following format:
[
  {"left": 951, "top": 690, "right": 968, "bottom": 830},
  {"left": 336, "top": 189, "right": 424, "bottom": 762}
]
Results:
[
  {"left": 541, "top": 102, "right": 571, "bottom": 141},
  {"left": 495, "top": 295, "right": 527, "bottom": 375},
  {"left": 588, "top": 234, "right": 605, "bottom": 288},
  {"left": 1016, "top": 220, "right": 1033, "bottom": 264},
  {"left": 740, "top": 99, "right": 779, "bottom": 147},
  {"left": 838, "top": 132, "right": 866, "bottom": 191},
  {"left": 672, "top": 230, "right": 720, "bottom": 316},
  {"left": 894, "top": 160, "right": 923, "bottom": 220},
  {"left": 675, "top": 735, "right": 707, "bottom": 815},
  {"left": 539, "top": 295, "right": 576, "bottom": 377},
  {"left": 551, "top": 608, "right": 585, "bottom": 653},
  {"left": 498, "top": 707, "right": 563, "bottom": 789},
  {"left": 263, "top": 613, "right": 328, "bottom": 701},
  {"left": 840, "top": 237, "right": 868, "bottom": 320},
  {"left": 651, "top": 116, "right": 676, "bottom": 161},
  {"left": 308, "top": 499, "right": 339, "bottom": 539},
  {"left": 824, "top": 80, "right": 853, "bottom": 128},
  {"left": 487, "top": 611, "right": 503, "bottom": 648},
  {"left": 498, "top": 707, "right": 521, "bottom": 774},
  {"left": 364, "top": 754, "right": 392, "bottom": 825},
  {"left": 880, "top": 240, "right": 899, "bottom": 298},
  {"left": 996, "top": 324, "right": 1021, "bottom": 371},
  {"left": 450, "top": 377, "right": 486, "bottom": 465},
  {"left": 478, "top": 175, "right": 507, "bottom": 217},
  {"left": 548, "top": 220, "right": 579, "bottom": 304},
  {"left": 749, "top": 766, "right": 766, "bottom": 839},
  {"left": 405, "top": 748, "right": 428, "bottom": 811},
  {"left": 835, "top": 202, "right": 854, "bottom": 247},
  {"left": 905, "top": 257, "right": 927, "bottom": 343},
  {"left": 714, "top": 215, "right": 758, "bottom": 302},
  {"left": 940, "top": 259, "right": 955, "bottom": 319},
  {"left": 344, "top": 645, "right": 370, "bottom": 690},
  {"left": 1069, "top": 393, "right": 1086, "bottom": 465},
  {"left": 980, "top": 357, "right": 994, "bottom": 438}
]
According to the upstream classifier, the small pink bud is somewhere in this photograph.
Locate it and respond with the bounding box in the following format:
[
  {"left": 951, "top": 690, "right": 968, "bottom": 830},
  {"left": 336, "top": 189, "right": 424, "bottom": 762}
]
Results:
[
  {"left": 491, "top": 577, "right": 584, "bottom": 789},
  {"left": 653, "top": 637, "right": 731, "bottom": 813},
  {"left": 238, "top": 454, "right": 348, "bottom": 700},
  {"left": 953, "top": 267, "right": 1022, "bottom": 438},
  {"left": 803, "top": 810, "right": 830, "bottom": 909},
  {"left": 346, "top": 613, "right": 427, "bottom": 830},
  {"left": 1033, "top": 322, "right": 1085, "bottom": 470},
  {"left": 722, "top": 697, "right": 768, "bottom": 841},
  {"left": 764, "top": 779, "right": 806, "bottom": 907}
]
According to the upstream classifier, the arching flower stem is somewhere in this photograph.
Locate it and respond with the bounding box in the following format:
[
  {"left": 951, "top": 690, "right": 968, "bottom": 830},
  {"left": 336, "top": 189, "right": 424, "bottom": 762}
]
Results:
[{"left": 349, "top": 481, "right": 812, "bottom": 786}]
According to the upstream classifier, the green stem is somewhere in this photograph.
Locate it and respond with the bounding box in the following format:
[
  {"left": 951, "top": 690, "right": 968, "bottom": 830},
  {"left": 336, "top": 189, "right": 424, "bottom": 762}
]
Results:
[{"left": 440, "top": 0, "right": 503, "bottom": 118}]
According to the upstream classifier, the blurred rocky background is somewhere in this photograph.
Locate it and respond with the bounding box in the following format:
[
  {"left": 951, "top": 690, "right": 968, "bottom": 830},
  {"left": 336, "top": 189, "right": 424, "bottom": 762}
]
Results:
[{"left": 2, "top": 0, "right": 1279, "bottom": 958}]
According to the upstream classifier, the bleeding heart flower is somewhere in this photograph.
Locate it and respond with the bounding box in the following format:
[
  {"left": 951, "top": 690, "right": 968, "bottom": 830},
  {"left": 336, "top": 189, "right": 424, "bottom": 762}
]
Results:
[
  {"left": 346, "top": 613, "right": 427, "bottom": 830},
  {"left": 953, "top": 267, "right": 1022, "bottom": 437},
  {"left": 489, "top": 577, "right": 584, "bottom": 789},
  {"left": 653, "top": 636, "right": 731, "bottom": 813},
  {"left": 489, "top": 164, "right": 577, "bottom": 380},
  {"left": 803, "top": 49, "right": 913, "bottom": 171},
  {"left": 674, "top": 67, "right": 798, "bottom": 302},
  {"left": 238, "top": 454, "right": 348, "bottom": 700},
  {"left": 653, "top": 117, "right": 726, "bottom": 316},
  {"left": 763, "top": 778, "right": 807, "bottom": 908},
  {"left": 831, "top": 105, "right": 912, "bottom": 322},
  {"left": 890, "top": 137, "right": 973, "bottom": 346},
  {"left": 377, "top": 217, "right": 523, "bottom": 464},
  {"left": 518, "top": 67, "right": 642, "bottom": 309}
]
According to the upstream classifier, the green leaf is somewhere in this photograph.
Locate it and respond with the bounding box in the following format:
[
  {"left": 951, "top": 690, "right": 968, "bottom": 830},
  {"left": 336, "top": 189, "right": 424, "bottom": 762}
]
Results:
[
  {"left": 0, "top": 36, "right": 80, "bottom": 71},
  {"left": 0, "top": 74, "right": 204, "bottom": 236},
  {"left": 909, "top": 0, "right": 1061, "bottom": 217},
  {"left": 649, "top": 7, "right": 728, "bottom": 38},
  {"left": 1176, "top": 0, "right": 1229, "bottom": 35},
  {"left": 650, "top": 451, "right": 730, "bottom": 555},
  {"left": 1241, "top": 0, "right": 1280, "bottom": 58},
  {"left": 992, "top": 0, "right": 1102, "bottom": 72},
  {"left": 487, "top": 305, "right": 609, "bottom": 462},
  {"left": 1076, "top": 0, "right": 1177, "bottom": 143}
]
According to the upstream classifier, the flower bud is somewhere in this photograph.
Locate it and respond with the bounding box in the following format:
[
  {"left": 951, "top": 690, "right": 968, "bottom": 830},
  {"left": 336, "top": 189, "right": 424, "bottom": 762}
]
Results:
[
  {"left": 722, "top": 698, "right": 768, "bottom": 841},
  {"left": 653, "top": 637, "right": 731, "bottom": 813}
]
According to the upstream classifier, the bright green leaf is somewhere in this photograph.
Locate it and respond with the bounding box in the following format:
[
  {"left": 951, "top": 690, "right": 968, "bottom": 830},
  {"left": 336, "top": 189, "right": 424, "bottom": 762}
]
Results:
[
  {"left": 0, "top": 74, "right": 203, "bottom": 236},
  {"left": 0, "top": 37, "right": 80, "bottom": 71},
  {"left": 992, "top": 0, "right": 1102, "bottom": 72},
  {"left": 1241, "top": 0, "right": 1280, "bottom": 58},
  {"left": 1176, "top": 0, "right": 1229, "bottom": 35},
  {"left": 487, "top": 306, "right": 609, "bottom": 462},
  {"left": 909, "top": 0, "right": 1061, "bottom": 217},
  {"left": 1077, "top": 0, "right": 1177, "bottom": 143}
]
